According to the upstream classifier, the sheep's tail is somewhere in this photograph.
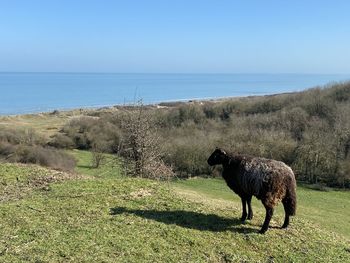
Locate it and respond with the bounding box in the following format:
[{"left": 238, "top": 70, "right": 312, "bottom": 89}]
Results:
[{"left": 284, "top": 176, "right": 297, "bottom": 216}]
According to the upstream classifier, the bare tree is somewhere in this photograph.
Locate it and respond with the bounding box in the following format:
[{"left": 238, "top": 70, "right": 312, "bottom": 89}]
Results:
[
  {"left": 91, "top": 142, "right": 106, "bottom": 168},
  {"left": 120, "top": 101, "right": 174, "bottom": 180}
]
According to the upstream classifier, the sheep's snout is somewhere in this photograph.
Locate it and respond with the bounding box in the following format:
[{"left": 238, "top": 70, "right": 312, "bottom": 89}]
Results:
[{"left": 207, "top": 158, "right": 215, "bottom": 166}]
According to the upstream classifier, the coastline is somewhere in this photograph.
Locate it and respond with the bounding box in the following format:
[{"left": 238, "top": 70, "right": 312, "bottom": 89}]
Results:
[
  {"left": 2, "top": 73, "right": 350, "bottom": 117},
  {"left": 0, "top": 90, "right": 298, "bottom": 117}
]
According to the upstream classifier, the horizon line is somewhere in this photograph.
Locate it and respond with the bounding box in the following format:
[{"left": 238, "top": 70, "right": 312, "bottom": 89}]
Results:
[{"left": 1, "top": 71, "right": 350, "bottom": 75}]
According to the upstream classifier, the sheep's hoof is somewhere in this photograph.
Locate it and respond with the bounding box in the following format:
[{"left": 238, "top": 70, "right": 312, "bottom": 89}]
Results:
[
  {"left": 258, "top": 228, "right": 267, "bottom": 234},
  {"left": 247, "top": 215, "right": 253, "bottom": 220},
  {"left": 281, "top": 224, "right": 288, "bottom": 229},
  {"left": 240, "top": 213, "right": 247, "bottom": 222}
]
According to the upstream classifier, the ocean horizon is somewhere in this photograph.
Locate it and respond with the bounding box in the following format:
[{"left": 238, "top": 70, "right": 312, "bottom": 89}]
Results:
[{"left": 1, "top": 72, "right": 350, "bottom": 115}]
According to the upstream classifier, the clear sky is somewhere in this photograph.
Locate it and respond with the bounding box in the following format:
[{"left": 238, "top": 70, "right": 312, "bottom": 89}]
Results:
[{"left": 1, "top": 0, "right": 350, "bottom": 73}]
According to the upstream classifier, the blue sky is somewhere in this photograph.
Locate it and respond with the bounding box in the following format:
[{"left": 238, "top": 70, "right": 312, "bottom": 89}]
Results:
[{"left": 1, "top": 0, "right": 350, "bottom": 73}]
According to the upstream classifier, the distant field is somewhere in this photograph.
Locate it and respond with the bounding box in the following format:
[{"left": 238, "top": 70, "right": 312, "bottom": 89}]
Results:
[
  {"left": 0, "top": 112, "right": 71, "bottom": 138},
  {"left": 0, "top": 108, "right": 105, "bottom": 139}
]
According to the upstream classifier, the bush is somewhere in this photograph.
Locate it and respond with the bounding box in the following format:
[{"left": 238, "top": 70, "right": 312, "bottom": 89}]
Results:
[
  {"left": 91, "top": 149, "right": 106, "bottom": 168},
  {"left": 337, "top": 158, "right": 350, "bottom": 188},
  {"left": 203, "top": 101, "right": 238, "bottom": 120},
  {"left": 328, "top": 82, "right": 350, "bottom": 102},
  {"left": 164, "top": 137, "right": 214, "bottom": 178},
  {"left": 163, "top": 104, "right": 207, "bottom": 127},
  {"left": 48, "top": 134, "right": 75, "bottom": 149},
  {"left": 244, "top": 96, "right": 284, "bottom": 115},
  {"left": 278, "top": 107, "right": 309, "bottom": 141},
  {"left": 0, "top": 141, "right": 16, "bottom": 158},
  {"left": 120, "top": 104, "right": 174, "bottom": 179},
  {"left": 293, "top": 120, "right": 338, "bottom": 184},
  {"left": 1, "top": 144, "right": 76, "bottom": 171},
  {"left": 0, "top": 127, "right": 76, "bottom": 171},
  {"left": 56, "top": 116, "right": 122, "bottom": 152},
  {"left": 300, "top": 88, "right": 336, "bottom": 123},
  {"left": 0, "top": 128, "right": 45, "bottom": 146}
]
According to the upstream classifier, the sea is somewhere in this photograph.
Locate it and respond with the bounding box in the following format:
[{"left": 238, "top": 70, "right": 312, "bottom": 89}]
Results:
[{"left": 1, "top": 73, "right": 350, "bottom": 115}]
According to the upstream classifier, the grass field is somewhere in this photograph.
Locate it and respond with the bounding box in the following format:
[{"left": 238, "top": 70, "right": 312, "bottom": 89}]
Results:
[
  {"left": 0, "top": 113, "right": 69, "bottom": 138},
  {"left": 0, "top": 150, "right": 349, "bottom": 262},
  {"left": 0, "top": 108, "right": 124, "bottom": 147},
  {"left": 172, "top": 178, "right": 350, "bottom": 240},
  {"left": 0, "top": 109, "right": 105, "bottom": 139}
]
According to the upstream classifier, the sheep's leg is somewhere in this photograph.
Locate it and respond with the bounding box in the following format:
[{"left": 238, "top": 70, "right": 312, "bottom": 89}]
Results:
[
  {"left": 282, "top": 215, "right": 290, "bottom": 229},
  {"left": 282, "top": 200, "right": 290, "bottom": 228},
  {"left": 247, "top": 196, "right": 253, "bottom": 220},
  {"left": 240, "top": 198, "right": 247, "bottom": 222},
  {"left": 259, "top": 206, "right": 274, "bottom": 234}
]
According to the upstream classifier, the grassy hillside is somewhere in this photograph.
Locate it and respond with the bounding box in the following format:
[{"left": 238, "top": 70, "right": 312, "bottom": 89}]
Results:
[
  {"left": 1, "top": 151, "right": 348, "bottom": 262},
  {"left": 173, "top": 178, "right": 350, "bottom": 240},
  {"left": 0, "top": 162, "right": 83, "bottom": 202}
]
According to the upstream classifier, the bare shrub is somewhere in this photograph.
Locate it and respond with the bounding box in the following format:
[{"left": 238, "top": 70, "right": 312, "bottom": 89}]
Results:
[
  {"left": 328, "top": 82, "right": 350, "bottom": 102},
  {"left": 293, "top": 120, "right": 338, "bottom": 184},
  {"left": 0, "top": 127, "right": 76, "bottom": 171},
  {"left": 120, "top": 102, "right": 174, "bottom": 179},
  {"left": 164, "top": 138, "right": 213, "bottom": 178},
  {"left": 57, "top": 116, "right": 122, "bottom": 152},
  {"left": 0, "top": 128, "right": 45, "bottom": 146},
  {"left": 301, "top": 88, "right": 336, "bottom": 123},
  {"left": 337, "top": 158, "right": 350, "bottom": 188},
  {"left": 1, "top": 144, "right": 76, "bottom": 171},
  {"left": 245, "top": 96, "right": 283, "bottom": 115},
  {"left": 0, "top": 141, "right": 16, "bottom": 158},
  {"left": 91, "top": 142, "right": 106, "bottom": 168},
  {"left": 48, "top": 133, "right": 75, "bottom": 149},
  {"left": 163, "top": 104, "right": 207, "bottom": 127}
]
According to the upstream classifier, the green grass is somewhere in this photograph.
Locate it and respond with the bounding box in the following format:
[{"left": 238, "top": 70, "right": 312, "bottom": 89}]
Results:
[
  {"left": 68, "top": 149, "right": 122, "bottom": 178},
  {"left": 0, "top": 163, "right": 83, "bottom": 202},
  {"left": 297, "top": 186, "right": 350, "bottom": 239},
  {"left": 0, "top": 151, "right": 349, "bottom": 262},
  {"left": 173, "top": 177, "right": 350, "bottom": 240}
]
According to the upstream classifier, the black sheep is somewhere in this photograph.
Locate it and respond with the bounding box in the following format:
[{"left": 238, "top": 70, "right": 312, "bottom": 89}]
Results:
[{"left": 207, "top": 148, "right": 297, "bottom": 234}]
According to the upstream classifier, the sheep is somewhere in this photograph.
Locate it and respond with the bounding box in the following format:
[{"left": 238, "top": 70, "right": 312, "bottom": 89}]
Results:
[{"left": 207, "top": 148, "right": 297, "bottom": 234}]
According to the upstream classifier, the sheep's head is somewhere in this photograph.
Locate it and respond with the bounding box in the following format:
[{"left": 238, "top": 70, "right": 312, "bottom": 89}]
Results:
[{"left": 207, "top": 148, "right": 227, "bottom": 166}]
